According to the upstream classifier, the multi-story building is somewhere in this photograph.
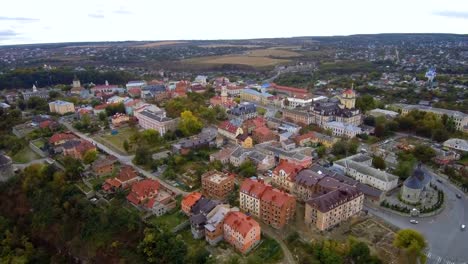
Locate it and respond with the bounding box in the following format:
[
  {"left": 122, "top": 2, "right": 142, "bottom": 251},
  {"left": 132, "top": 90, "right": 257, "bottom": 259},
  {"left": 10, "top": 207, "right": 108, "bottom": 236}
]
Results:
[
  {"left": 223, "top": 211, "right": 261, "bottom": 254},
  {"left": 443, "top": 138, "right": 468, "bottom": 152},
  {"left": 240, "top": 178, "right": 296, "bottom": 229},
  {"left": 395, "top": 104, "right": 468, "bottom": 131},
  {"left": 228, "top": 102, "right": 257, "bottom": 121},
  {"left": 305, "top": 186, "right": 364, "bottom": 231},
  {"left": 126, "top": 179, "right": 160, "bottom": 206},
  {"left": 334, "top": 158, "right": 399, "bottom": 192},
  {"left": 62, "top": 139, "right": 96, "bottom": 160},
  {"left": 218, "top": 121, "right": 244, "bottom": 141},
  {"left": 204, "top": 204, "right": 233, "bottom": 245},
  {"left": 134, "top": 106, "right": 178, "bottom": 136},
  {"left": 323, "top": 121, "right": 363, "bottom": 138},
  {"left": 181, "top": 192, "right": 203, "bottom": 215},
  {"left": 49, "top": 100, "right": 75, "bottom": 115},
  {"left": 272, "top": 160, "right": 303, "bottom": 192},
  {"left": 201, "top": 170, "right": 235, "bottom": 200},
  {"left": 240, "top": 88, "right": 274, "bottom": 106},
  {"left": 189, "top": 197, "right": 220, "bottom": 238}
]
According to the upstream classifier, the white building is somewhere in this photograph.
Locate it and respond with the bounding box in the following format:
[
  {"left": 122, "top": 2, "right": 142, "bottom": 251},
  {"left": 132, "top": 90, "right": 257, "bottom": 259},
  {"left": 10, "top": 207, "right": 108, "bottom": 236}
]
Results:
[
  {"left": 368, "top": 108, "right": 399, "bottom": 119},
  {"left": 395, "top": 104, "right": 468, "bottom": 131},
  {"left": 443, "top": 138, "right": 468, "bottom": 152},
  {"left": 323, "top": 121, "right": 363, "bottom": 138}
]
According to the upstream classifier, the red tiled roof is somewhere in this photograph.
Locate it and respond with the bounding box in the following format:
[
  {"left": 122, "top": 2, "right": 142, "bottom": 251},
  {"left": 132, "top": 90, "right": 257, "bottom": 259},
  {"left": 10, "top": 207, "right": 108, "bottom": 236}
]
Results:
[
  {"left": 127, "top": 192, "right": 140, "bottom": 205},
  {"left": 261, "top": 187, "right": 295, "bottom": 208},
  {"left": 49, "top": 132, "right": 76, "bottom": 144},
  {"left": 128, "top": 87, "right": 141, "bottom": 95},
  {"left": 270, "top": 83, "right": 309, "bottom": 94},
  {"left": 273, "top": 160, "right": 303, "bottom": 181},
  {"left": 117, "top": 165, "right": 138, "bottom": 183},
  {"left": 294, "top": 132, "right": 316, "bottom": 143},
  {"left": 218, "top": 121, "right": 239, "bottom": 134},
  {"left": 253, "top": 126, "right": 273, "bottom": 136},
  {"left": 130, "top": 179, "right": 160, "bottom": 198},
  {"left": 224, "top": 211, "right": 259, "bottom": 237},
  {"left": 182, "top": 192, "right": 202, "bottom": 208},
  {"left": 240, "top": 178, "right": 269, "bottom": 198},
  {"left": 343, "top": 88, "right": 355, "bottom": 95},
  {"left": 39, "top": 120, "right": 53, "bottom": 129}
]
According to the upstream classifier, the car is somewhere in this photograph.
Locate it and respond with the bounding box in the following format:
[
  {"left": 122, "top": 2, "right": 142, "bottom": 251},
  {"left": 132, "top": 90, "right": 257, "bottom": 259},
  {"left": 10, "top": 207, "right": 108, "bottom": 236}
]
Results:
[
  {"left": 90, "top": 198, "right": 98, "bottom": 203},
  {"left": 456, "top": 194, "right": 462, "bottom": 199},
  {"left": 410, "top": 219, "right": 419, "bottom": 224},
  {"left": 436, "top": 179, "right": 443, "bottom": 183},
  {"left": 462, "top": 224, "right": 466, "bottom": 231}
]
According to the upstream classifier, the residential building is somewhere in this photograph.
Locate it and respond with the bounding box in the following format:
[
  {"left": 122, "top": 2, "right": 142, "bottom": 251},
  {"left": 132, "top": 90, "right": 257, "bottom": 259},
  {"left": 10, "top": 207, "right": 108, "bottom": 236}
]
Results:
[
  {"left": 210, "top": 146, "right": 238, "bottom": 164},
  {"left": 218, "top": 121, "right": 244, "bottom": 141},
  {"left": 240, "top": 178, "right": 296, "bottom": 229},
  {"left": 189, "top": 198, "right": 220, "bottom": 239},
  {"left": 240, "top": 88, "right": 274, "bottom": 106},
  {"left": 49, "top": 132, "right": 77, "bottom": 147},
  {"left": 223, "top": 211, "right": 261, "bottom": 254},
  {"left": 272, "top": 160, "right": 303, "bottom": 192},
  {"left": 269, "top": 83, "right": 310, "bottom": 98},
  {"left": 92, "top": 155, "right": 117, "bottom": 176},
  {"left": 252, "top": 126, "right": 276, "bottom": 143},
  {"left": 294, "top": 132, "right": 316, "bottom": 146},
  {"left": 368, "top": 108, "right": 399, "bottom": 119},
  {"left": 147, "top": 190, "right": 177, "bottom": 216},
  {"left": 395, "top": 104, "right": 468, "bottom": 131},
  {"left": 134, "top": 106, "right": 178, "bottom": 136},
  {"left": 323, "top": 121, "right": 363, "bottom": 138},
  {"left": 305, "top": 186, "right": 364, "bottom": 231},
  {"left": 228, "top": 102, "right": 257, "bottom": 121},
  {"left": 126, "top": 80, "right": 147, "bottom": 89},
  {"left": 172, "top": 127, "right": 217, "bottom": 155},
  {"left": 204, "top": 204, "right": 234, "bottom": 245},
  {"left": 334, "top": 159, "right": 399, "bottom": 191},
  {"left": 237, "top": 134, "right": 254, "bottom": 148},
  {"left": 443, "top": 138, "right": 468, "bottom": 152},
  {"left": 127, "top": 179, "right": 160, "bottom": 206},
  {"left": 49, "top": 100, "right": 75, "bottom": 115},
  {"left": 22, "top": 88, "right": 49, "bottom": 101},
  {"left": 107, "top": 95, "right": 127, "bottom": 104},
  {"left": 62, "top": 139, "right": 96, "bottom": 160},
  {"left": 201, "top": 170, "right": 235, "bottom": 200},
  {"left": 91, "top": 81, "right": 123, "bottom": 96},
  {"left": 314, "top": 132, "right": 338, "bottom": 148},
  {"left": 102, "top": 165, "right": 139, "bottom": 192},
  {"left": 181, "top": 192, "right": 203, "bottom": 215},
  {"left": 284, "top": 96, "right": 313, "bottom": 109}
]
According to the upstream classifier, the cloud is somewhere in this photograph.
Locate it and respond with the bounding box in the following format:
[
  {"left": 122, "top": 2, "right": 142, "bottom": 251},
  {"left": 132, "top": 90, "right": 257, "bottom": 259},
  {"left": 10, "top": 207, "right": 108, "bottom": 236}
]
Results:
[
  {"left": 114, "top": 9, "right": 132, "bottom": 15},
  {"left": 0, "top": 29, "right": 20, "bottom": 40},
  {"left": 433, "top": 11, "right": 468, "bottom": 19},
  {"left": 0, "top": 16, "right": 39, "bottom": 22},
  {"left": 88, "top": 13, "right": 105, "bottom": 19}
]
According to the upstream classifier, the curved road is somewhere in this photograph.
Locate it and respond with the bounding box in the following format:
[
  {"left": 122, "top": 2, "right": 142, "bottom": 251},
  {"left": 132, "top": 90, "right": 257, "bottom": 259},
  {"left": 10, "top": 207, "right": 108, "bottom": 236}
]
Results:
[{"left": 367, "top": 166, "right": 468, "bottom": 263}]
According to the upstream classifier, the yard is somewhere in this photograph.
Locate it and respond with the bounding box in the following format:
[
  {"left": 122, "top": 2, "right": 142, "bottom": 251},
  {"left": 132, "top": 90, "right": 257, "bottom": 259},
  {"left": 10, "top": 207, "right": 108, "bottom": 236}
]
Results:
[
  {"left": 31, "top": 138, "right": 46, "bottom": 149},
  {"left": 11, "top": 146, "right": 41, "bottom": 164},
  {"left": 147, "top": 210, "right": 187, "bottom": 230},
  {"left": 96, "top": 126, "right": 137, "bottom": 154}
]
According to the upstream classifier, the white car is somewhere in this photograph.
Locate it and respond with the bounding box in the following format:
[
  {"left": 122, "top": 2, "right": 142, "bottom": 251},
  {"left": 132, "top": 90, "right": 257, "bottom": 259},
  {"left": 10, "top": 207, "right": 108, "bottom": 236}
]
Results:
[
  {"left": 410, "top": 219, "right": 419, "bottom": 224},
  {"left": 462, "top": 224, "right": 466, "bottom": 231}
]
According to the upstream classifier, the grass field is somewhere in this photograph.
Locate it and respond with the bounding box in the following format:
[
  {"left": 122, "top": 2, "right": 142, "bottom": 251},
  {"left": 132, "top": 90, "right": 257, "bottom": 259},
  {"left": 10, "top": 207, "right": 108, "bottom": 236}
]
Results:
[
  {"left": 185, "top": 55, "right": 290, "bottom": 67},
  {"left": 11, "top": 147, "right": 41, "bottom": 164},
  {"left": 98, "top": 126, "right": 137, "bottom": 154},
  {"left": 198, "top": 44, "right": 262, "bottom": 48},
  {"left": 135, "top": 41, "right": 187, "bottom": 48},
  {"left": 147, "top": 210, "right": 187, "bottom": 230},
  {"left": 246, "top": 48, "right": 302, "bottom": 58}
]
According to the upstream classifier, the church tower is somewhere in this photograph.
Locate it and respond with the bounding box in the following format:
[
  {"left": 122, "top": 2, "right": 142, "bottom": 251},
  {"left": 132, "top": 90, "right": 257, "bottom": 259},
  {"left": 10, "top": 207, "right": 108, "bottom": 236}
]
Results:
[
  {"left": 339, "top": 84, "right": 356, "bottom": 109},
  {"left": 221, "top": 85, "right": 228, "bottom": 104},
  {"left": 72, "top": 75, "right": 81, "bottom": 88}
]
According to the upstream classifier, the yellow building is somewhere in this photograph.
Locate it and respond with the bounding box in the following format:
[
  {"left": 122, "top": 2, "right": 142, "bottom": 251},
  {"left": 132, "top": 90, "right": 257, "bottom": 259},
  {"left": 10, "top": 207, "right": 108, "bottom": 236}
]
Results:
[
  {"left": 237, "top": 134, "right": 253, "bottom": 148},
  {"left": 339, "top": 88, "right": 356, "bottom": 109},
  {"left": 49, "top": 100, "right": 75, "bottom": 115}
]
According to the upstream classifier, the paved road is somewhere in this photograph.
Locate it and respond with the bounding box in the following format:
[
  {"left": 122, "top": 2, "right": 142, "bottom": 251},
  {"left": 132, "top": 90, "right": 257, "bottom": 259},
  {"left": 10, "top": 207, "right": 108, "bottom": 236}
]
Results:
[
  {"left": 60, "top": 120, "right": 188, "bottom": 196},
  {"left": 367, "top": 166, "right": 468, "bottom": 264},
  {"left": 259, "top": 222, "right": 296, "bottom": 264}
]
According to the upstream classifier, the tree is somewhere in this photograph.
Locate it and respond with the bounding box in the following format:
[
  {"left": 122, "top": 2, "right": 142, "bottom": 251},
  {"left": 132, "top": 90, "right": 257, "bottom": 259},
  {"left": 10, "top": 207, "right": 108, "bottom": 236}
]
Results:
[
  {"left": 372, "top": 156, "right": 386, "bottom": 170},
  {"left": 374, "top": 124, "right": 385, "bottom": 138},
  {"left": 238, "top": 160, "right": 257, "bottom": 178},
  {"left": 393, "top": 229, "right": 427, "bottom": 264},
  {"left": 62, "top": 156, "right": 84, "bottom": 180},
  {"left": 317, "top": 145, "right": 327, "bottom": 158},
  {"left": 138, "top": 228, "right": 187, "bottom": 264},
  {"left": 431, "top": 129, "right": 449, "bottom": 143},
  {"left": 98, "top": 111, "right": 107, "bottom": 122},
  {"left": 123, "top": 140, "right": 130, "bottom": 152},
  {"left": 83, "top": 149, "right": 98, "bottom": 164},
  {"left": 349, "top": 241, "right": 371, "bottom": 264},
  {"left": 134, "top": 147, "right": 151, "bottom": 166},
  {"left": 363, "top": 116, "right": 376, "bottom": 126},
  {"left": 413, "top": 145, "right": 436, "bottom": 163},
  {"left": 178, "top": 110, "right": 203, "bottom": 137},
  {"left": 355, "top": 94, "right": 376, "bottom": 113},
  {"left": 105, "top": 103, "right": 125, "bottom": 116},
  {"left": 257, "top": 107, "right": 267, "bottom": 116}
]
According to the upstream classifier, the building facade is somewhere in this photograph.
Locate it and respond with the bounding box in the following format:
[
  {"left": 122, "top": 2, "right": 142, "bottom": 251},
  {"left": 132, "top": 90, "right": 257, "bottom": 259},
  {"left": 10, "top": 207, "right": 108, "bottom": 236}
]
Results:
[
  {"left": 201, "top": 170, "right": 235, "bottom": 200},
  {"left": 49, "top": 100, "right": 75, "bottom": 115}
]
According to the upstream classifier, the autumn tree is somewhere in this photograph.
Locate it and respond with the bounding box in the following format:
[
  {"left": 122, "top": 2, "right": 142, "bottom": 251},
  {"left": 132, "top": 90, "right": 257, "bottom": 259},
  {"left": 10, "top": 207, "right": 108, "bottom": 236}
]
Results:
[
  {"left": 138, "top": 228, "right": 187, "bottom": 264},
  {"left": 393, "top": 229, "right": 427, "bottom": 264},
  {"left": 83, "top": 149, "right": 98, "bottom": 164},
  {"left": 178, "top": 110, "right": 203, "bottom": 137}
]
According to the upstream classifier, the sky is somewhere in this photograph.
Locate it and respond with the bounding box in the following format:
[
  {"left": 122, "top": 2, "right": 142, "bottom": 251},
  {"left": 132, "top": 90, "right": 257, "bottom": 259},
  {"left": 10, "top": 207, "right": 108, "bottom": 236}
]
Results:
[{"left": 0, "top": 0, "right": 467, "bottom": 45}]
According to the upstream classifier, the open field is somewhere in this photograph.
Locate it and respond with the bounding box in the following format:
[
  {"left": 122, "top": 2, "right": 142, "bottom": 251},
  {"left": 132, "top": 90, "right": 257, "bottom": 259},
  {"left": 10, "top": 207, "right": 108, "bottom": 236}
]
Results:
[
  {"left": 134, "top": 41, "right": 187, "bottom": 48},
  {"left": 96, "top": 126, "right": 137, "bottom": 154},
  {"left": 185, "top": 55, "right": 290, "bottom": 67},
  {"left": 11, "top": 146, "right": 41, "bottom": 164},
  {"left": 198, "top": 44, "right": 262, "bottom": 48},
  {"left": 147, "top": 210, "right": 187, "bottom": 230},
  {"left": 246, "top": 48, "right": 302, "bottom": 58}
]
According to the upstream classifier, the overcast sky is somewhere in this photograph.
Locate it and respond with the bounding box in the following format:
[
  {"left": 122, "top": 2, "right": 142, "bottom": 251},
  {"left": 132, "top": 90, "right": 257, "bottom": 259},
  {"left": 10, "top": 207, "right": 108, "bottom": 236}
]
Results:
[{"left": 1, "top": 0, "right": 467, "bottom": 45}]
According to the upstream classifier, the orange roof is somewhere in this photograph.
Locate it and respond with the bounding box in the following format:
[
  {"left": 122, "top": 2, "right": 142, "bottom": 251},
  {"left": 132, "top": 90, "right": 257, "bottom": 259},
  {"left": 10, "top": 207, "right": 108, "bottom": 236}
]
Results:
[
  {"left": 270, "top": 83, "right": 309, "bottom": 94},
  {"left": 218, "top": 121, "right": 239, "bottom": 134},
  {"left": 116, "top": 165, "right": 138, "bottom": 182},
  {"left": 253, "top": 126, "right": 273, "bottom": 136},
  {"left": 224, "top": 211, "right": 259, "bottom": 237},
  {"left": 130, "top": 179, "right": 160, "bottom": 198},
  {"left": 182, "top": 192, "right": 202, "bottom": 208},
  {"left": 49, "top": 132, "right": 76, "bottom": 144},
  {"left": 261, "top": 188, "right": 295, "bottom": 208},
  {"left": 272, "top": 160, "right": 303, "bottom": 181},
  {"left": 240, "top": 178, "right": 269, "bottom": 198},
  {"left": 343, "top": 88, "right": 355, "bottom": 95},
  {"left": 294, "top": 132, "right": 316, "bottom": 143}
]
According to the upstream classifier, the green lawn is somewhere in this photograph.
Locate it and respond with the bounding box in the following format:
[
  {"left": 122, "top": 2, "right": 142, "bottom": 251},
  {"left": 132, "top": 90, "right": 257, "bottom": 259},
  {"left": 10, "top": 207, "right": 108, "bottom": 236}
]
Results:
[
  {"left": 76, "top": 181, "right": 92, "bottom": 193},
  {"left": 99, "top": 126, "right": 137, "bottom": 154},
  {"left": 249, "top": 237, "right": 283, "bottom": 263},
  {"left": 148, "top": 210, "right": 187, "bottom": 230},
  {"left": 32, "top": 139, "right": 46, "bottom": 149},
  {"left": 11, "top": 146, "right": 41, "bottom": 164}
]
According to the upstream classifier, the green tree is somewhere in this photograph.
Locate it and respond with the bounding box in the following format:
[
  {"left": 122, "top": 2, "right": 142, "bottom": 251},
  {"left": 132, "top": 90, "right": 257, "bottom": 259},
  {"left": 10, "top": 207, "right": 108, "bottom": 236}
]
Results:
[
  {"left": 257, "top": 107, "right": 267, "bottom": 116},
  {"left": 98, "top": 111, "right": 107, "bottom": 122},
  {"left": 393, "top": 229, "right": 427, "bottom": 264},
  {"left": 356, "top": 94, "right": 376, "bottom": 113},
  {"left": 123, "top": 140, "right": 130, "bottom": 152},
  {"left": 134, "top": 147, "right": 151, "bottom": 166},
  {"left": 372, "top": 156, "right": 386, "bottom": 170},
  {"left": 62, "top": 156, "right": 84, "bottom": 180},
  {"left": 83, "top": 149, "right": 98, "bottom": 164},
  {"left": 317, "top": 145, "right": 327, "bottom": 158},
  {"left": 413, "top": 145, "right": 436, "bottom": 163},
  {"left": 178, "top": 110, "right": 203, "bottom": 137},
  {"left": 138, "top": 228, "right": 187, "bottom": 264},
  {"left": 349, "top": 241, "right": 371, "bottom": 264},
  {"left": 238, "top": 160, "right": 257, "bottom": 178}
]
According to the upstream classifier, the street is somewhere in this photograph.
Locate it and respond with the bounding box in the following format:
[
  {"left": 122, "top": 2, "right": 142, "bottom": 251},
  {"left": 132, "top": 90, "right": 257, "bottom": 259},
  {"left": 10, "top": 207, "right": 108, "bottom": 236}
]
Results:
[{"left": 367, "top": 166, "right": 468, "bottom": 264}]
